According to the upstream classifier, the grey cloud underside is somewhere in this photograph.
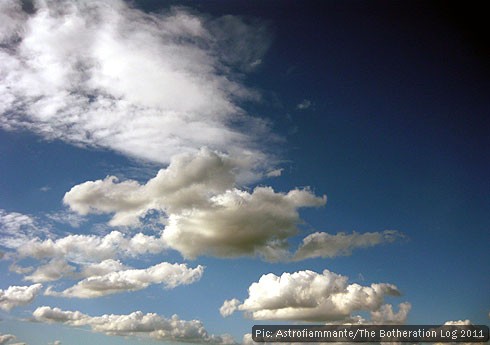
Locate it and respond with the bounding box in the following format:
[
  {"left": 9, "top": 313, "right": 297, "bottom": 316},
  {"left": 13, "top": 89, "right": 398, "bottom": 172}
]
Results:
[
  {"left": 0, "top": 0, "right": 273, "bottom": 175},
  {"left": 33, "top": 306, "right": 235, "bottom": 344}
]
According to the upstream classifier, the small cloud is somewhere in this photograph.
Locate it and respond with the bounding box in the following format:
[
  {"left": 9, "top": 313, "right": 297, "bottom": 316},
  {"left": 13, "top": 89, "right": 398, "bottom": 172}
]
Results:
[
  {"left": 46, "top": 210, "right": 85, "bottom": 228},
  {"left": 220, "top": 298, "right": 241, "bottom": 317},
  {"left": 249, "top": 59, "right": 262, "bottom": 69},
  {"left": 296, "top": 99, "right": 312, "bottom": 110},
  {"left": 40, "top": 186, "right": 51, "bottom": 192},
  {"left": 266, "top": 168, "right": 283, "bottom": 177}
]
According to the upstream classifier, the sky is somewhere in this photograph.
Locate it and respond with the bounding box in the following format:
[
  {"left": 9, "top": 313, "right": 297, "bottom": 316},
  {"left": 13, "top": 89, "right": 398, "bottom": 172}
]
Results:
[{"left": 0, "top": 0, "right": 489, "bottom": 344}]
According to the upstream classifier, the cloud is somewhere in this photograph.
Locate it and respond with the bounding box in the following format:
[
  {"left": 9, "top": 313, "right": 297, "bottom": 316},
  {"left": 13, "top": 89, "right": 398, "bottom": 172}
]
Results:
[
  {"left": 292, "top": 230, "right": 404, "bottom": 260},
  {"left": 0, "top": 333, "right": 16, "bottom": 345},
  {"left": 45, "top": 262, "right": 204, "bottom": 298},
  {"left": 46, "top": 210, "right": 85, "bottom": 228},
  {"left": 0, "top": 283, "right": 42, "bottom": 311},
  {"left": 266, "top": 168, "right": 283, "bottom": 177},
  {"left": 63, "top": 148, "right": 327, "bottom": 260},
  {"left": 219, "top": 298, "right": 241, "bottom": 317},
  {"left": 16, "top": 230, "right": 167, "bottom": 263},
  {"left": 63, "top": 149, "right": 239, "bottom": 227},
  {"left": 296, "top": 99, "right": 312, "bottom": 110},
  {"left": 61, "top": 149, "right": 402, "bottom": 261},
  {"left": 222, "top": 269, "right": 408, "bottom": 322},
  {"left": 24, "top": 259, "right": 75, "bottom": 283},
  {"left": 0, "top": 209, "right": 51, "bottom": 249},
  {"left": 370, "top": 302, "right": 411, "bottom": 324},
  {"left": 0, "top": 0, "right": 272, "bottom": 173},
  {"left": 33, "top": 306, "right": 234, "bottom": 343},
  {"left": 10, "top": 231, "right": 169, "bottom": 282},
  {"left": 79, "top": 259, "right": 127, "bottom": 278}
]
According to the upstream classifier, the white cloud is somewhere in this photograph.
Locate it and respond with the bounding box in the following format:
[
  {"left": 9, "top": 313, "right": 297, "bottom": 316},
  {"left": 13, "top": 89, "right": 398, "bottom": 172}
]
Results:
[
  {"left": 220, "top": 298, "right": 241, "bottom": 317},
  {"left": 62, "top": 149, "right": 327, "bottom": 260},
  {"left": 45, "top": 262, "right": 204, "bottom": 298},
  {"left": 0, "top": 283, "right": 42, "bottom": 311},
  {"left": 10, "top": 230, "right": 169, "bottom": 282},
  {"left": 63, "top": 149, "right": 239, "bottom": 227},
  {"left": 223, "top": 269, "right": 408, "bottom": 322},
  {"left": 16, "top": 230, "right": 167, "bottom": 263},
  {"left": 79, "top": 259, "right": 127, "bottom": 278},
  {"left": 0, "top": 333, "right": 16, "bottom": 345},
  {"left": 293, "top": 230, "right": 404, "bottom": 260},
  {"left": 33, "top": 306, "right": 234, "bottom": 343},
  {"left": 370, "top": 302, "right": 411, "bottom": 324},
  {"left": 0, "top": 0, "right": 272, "bottom": 173},
  {"left": 24, "top": 259, "right": 75, "bottom": 283}
]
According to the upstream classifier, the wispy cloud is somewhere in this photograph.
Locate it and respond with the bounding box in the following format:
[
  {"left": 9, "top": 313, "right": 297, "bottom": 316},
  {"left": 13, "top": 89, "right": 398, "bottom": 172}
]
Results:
[
  {"left": 222, "top": 269, "right": 409, "bottom": 323},
  {"left": 33, "top": 306, "right": 235, "bottom": 343},
  {"left": 0, "top": 0, "right": 272, "bottom": 174},
  {"left": 292, "top": 230, "right": 404, "bottom": 260},
  {"left": 0, "top": 209, "right": 52, "bottom": 249}
]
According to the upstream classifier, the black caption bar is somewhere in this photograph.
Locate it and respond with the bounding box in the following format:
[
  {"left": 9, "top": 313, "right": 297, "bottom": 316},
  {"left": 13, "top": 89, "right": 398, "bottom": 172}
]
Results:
[{"left": 252, "top": 325, "right": 489, "bottom": 342}]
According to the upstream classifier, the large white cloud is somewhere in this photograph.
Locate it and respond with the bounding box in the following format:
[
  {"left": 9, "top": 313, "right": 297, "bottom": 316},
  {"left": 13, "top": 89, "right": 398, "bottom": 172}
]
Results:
[
  {"left": 222, "top": 269, "right": 409, "bottom": 323},
  {"left": 0, "top": 0, "right": 272, "bottom": 173},
  {"left": 0, "top": 283, "right": 42, "bottom": 311},
  {"left": 33, "top": 306, "right": 234, "bottom": 343},
  {"left": 62, "top": 149, "right": 328, "bottom": 260},
  {"left": 45, "top": 262, "right": 204, "bottom": 298}
]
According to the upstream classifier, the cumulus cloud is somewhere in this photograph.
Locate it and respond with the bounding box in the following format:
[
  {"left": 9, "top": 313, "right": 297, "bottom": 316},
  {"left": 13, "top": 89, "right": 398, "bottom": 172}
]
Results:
[
  {"left": 33, "top": 306, "right": 234, "bottom": 343},
  {"left": 0, "top": 283, "right": 42, "bottom": 311},
  {"left": 0, "top": 0, "right": 272, "bottom": 172},
  {"left": 219, "top": 298, "right": 241, "bottom": 317},
  {"left": 370, "top": 302, "right": 411, "bottom": 324},
  {"left": 222, "top": 269, "right": 408, "bottom": 323},
  {"left": 45, "top": 262, "right": 204, "bottom": 298},
  {"left": 63, "top": 149, "right": 327, "bottom": 260},
  {"left": 292, "top": 231, "right": 404, "bottom": 260}
]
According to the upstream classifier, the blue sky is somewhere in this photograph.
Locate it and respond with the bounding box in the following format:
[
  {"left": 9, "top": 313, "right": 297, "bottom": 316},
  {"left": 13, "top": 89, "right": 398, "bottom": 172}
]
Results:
[{"left": 0, "top": 1, "right": 489, "bottom": 344}]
